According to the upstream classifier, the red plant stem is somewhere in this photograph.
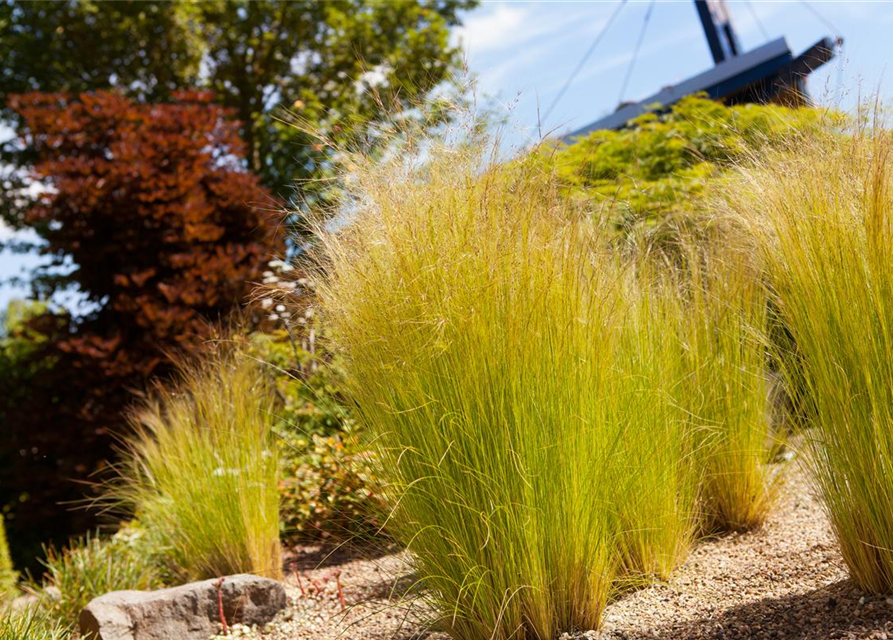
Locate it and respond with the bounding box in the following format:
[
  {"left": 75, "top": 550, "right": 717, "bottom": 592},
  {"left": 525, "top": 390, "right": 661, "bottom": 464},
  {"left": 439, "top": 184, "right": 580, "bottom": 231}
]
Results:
[
  {"left": 296, "top": 572, "right": 306, "bottom": 597},
  {"left": 334, "top": 570, "right": 345, "bottom": 610},
  {"left": 216, "top": 577, "right": 229, "bottom": 635}
]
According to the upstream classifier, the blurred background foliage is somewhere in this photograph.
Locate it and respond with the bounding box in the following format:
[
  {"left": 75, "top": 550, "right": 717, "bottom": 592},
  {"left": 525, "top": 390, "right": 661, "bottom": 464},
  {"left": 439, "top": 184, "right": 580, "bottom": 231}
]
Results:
[
  {"left": 0, "top": 0, "right": 475, "bottom": 572},
  {"left": 545, "top": 95, "right": 832, "bottom": 243},
  {"left": 0, "top": 0, "right": 477, "bottom": 233}
]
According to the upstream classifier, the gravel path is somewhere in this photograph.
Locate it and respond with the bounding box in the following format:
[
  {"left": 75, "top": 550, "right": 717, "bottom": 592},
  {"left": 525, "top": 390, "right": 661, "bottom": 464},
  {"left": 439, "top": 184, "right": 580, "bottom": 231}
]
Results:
[
  {"left": 598, "top": 460, "right": 893, "bottom": 640},
  {"left": 227, "top": 459, "right": 893, "bottom": 640}
]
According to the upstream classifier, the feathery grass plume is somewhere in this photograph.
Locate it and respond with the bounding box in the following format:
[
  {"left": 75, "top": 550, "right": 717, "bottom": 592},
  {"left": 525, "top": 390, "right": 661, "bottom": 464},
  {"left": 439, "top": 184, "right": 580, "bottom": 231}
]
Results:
[
  {"left": 111, "top": 344, "right": 281, "bottom": 581},
  {"left": 726, "top": 117, "right": 893, "bottom": 592},
  {"left": 313, "top": 122, "right": 698, "bottom": 638},
  {"left": 608, "top": 282, "right": 699, "bottom": 584}
]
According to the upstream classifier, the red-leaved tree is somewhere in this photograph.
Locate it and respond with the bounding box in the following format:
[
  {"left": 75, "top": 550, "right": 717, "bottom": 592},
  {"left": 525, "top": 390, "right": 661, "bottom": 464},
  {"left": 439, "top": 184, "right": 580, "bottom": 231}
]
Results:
[{"left": 0, "top": 91, "right": 283, "bottom": 565}]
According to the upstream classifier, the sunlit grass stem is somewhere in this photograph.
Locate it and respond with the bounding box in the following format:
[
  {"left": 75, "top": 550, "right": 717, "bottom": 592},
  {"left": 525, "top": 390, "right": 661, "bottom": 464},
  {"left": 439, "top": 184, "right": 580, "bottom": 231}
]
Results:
[{"left": 728, "top": 122, "right": 893, "bottom": 592}]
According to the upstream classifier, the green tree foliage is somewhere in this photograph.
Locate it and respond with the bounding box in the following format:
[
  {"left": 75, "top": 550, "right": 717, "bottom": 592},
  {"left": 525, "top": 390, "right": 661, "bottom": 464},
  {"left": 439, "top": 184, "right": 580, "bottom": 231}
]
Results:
[
  {"left": 0, "top": 1, "right": 201, "bottom": 107},
  {"left": 0, "top": 92, "right": 282, "bottom": 571},
  {"left": 0, "top": 0, "right": 477, "bottom": 224},
  {"left": 547, "top": 95, "right": 830, "bottom": 239}
]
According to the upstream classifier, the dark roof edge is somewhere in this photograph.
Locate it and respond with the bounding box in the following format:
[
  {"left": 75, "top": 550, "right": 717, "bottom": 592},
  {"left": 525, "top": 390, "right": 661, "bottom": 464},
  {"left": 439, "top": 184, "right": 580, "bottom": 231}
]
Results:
[{"left": 566, "top": 37, "right": 796, "bottom": 139}]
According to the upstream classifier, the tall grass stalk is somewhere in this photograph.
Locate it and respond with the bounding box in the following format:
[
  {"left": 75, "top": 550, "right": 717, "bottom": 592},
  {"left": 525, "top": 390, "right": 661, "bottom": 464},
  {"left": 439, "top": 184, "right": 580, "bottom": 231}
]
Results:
[
  {"left": 669, "top": 241, "right": 776, "bottom": 533},
  {"left": 111, "top": 346, "right": 281, "bottom": 581},
  {"left": 314, "top": 135, "right": 698, "bottom": 638},
  {"left": 728, "top": 123, "right": 893, "bottom": 592}
]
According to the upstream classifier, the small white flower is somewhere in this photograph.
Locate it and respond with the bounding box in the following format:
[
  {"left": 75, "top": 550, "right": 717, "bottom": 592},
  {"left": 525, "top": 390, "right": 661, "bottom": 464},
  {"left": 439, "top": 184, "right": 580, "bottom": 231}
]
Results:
[
  {"left": 304, "top": 307, "right": 315, "bottom": 319},
  {"left": 260, "top": 298, "right": 273, "bottom": 309},
  {"left": 268, "top": 313, "right": 280, "bottom": 321},
  {"left": 275, "top": 304, "right": 286, "bottom": 313},
  {"left": 262, "top": 270, "right": 274, "bottom": 278}
]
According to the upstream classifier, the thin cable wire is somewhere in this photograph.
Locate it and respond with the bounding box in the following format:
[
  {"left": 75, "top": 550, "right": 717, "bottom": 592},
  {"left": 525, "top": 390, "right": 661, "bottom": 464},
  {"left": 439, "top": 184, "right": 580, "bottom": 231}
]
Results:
[
  {"left": 798, "top": 0, "right": 845, "bottom": 104},
  {"left": 744, "top": 0, "right": 770, "bottom": 42},
  {"left": 617, "top": 0, "right": 655, "bottom": 106},
  {"left": 542, "top": 0, "right": 628, "bottom": 124},
  {"left": 798, "top": 0, "right": 843, "bottom": 39}
]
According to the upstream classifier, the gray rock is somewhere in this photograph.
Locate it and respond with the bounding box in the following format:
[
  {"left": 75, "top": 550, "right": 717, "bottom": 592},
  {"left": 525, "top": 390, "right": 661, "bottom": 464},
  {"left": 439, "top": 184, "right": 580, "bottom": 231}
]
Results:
[
  {"left": 79, "top": 574, "right": 286, "bottom": 640},
  {"left": 9, "top": 593, "right": 39, "bottom": 611}
]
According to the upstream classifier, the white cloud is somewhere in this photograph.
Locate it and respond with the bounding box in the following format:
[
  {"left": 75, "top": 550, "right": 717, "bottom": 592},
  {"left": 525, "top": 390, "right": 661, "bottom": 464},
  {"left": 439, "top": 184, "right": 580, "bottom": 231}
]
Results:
[
  {"left": 454, "top": 3, "right": 607, "bottom": 57},
  {"left": 453, "top": 5, "right": 530, "bottom": 55}
]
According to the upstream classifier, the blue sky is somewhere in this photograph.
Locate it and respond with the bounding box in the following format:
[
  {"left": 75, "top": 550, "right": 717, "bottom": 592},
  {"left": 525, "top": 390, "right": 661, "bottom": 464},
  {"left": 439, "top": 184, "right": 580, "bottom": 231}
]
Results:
[
  {"left": 453, "top": 1, "right": 893, "bottom": 143},
  {"left": 2, "top": 0, "right": 893, "bottom": 310}
]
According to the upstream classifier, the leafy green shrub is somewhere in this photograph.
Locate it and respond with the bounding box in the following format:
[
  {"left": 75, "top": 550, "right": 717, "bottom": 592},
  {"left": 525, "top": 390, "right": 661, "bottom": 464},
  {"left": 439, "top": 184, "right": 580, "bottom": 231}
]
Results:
[
  {"left": 109, "top": 346, "right": 281, "bottom": 581},
  {"left": 0, "top": 515, "right": 17, "bottom": 598},
  {"left": 727, "top": 121, "right": 893, "bottom": 592},
  {"left": 315, "top": 131, "right": 701, "bottom": 638},
  {"left": 0, "top": 607, "right": 68, "bottom": 640},
  {"left": 547, "top": 95, "right": 829, "bottom": 240},
  {"left": 279, "top": 434, "right": 385, "bottom": 541},
  {"left": 248, "top": 327, "right": 386, "bottom": 543},
  {"left": 36, "top": 529, "right": 159, "bottom": 627}
]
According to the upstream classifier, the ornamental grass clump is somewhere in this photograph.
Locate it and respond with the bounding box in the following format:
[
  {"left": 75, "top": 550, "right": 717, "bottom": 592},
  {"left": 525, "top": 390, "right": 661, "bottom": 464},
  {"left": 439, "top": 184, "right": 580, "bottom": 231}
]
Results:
[
  {"left": 609, "top": 288, "right": 698, "bottom": 584},
  {"left": 314, "top": 133, "right": 698, "bottom": 639},
  {"left": 728, "top": 122, "right": 893, "bottom": 592},
  {"left": 111, "top": 346, "right": 281, "bottom": 581},
  {"left": 0, "top": 515, "right": 16, "bottom": 599},
  {"left": 664, "top": 240, "right": 776, "bottom": 534},
  {"left": 634, "top": 232, "right": 778, "bottom": 535}
]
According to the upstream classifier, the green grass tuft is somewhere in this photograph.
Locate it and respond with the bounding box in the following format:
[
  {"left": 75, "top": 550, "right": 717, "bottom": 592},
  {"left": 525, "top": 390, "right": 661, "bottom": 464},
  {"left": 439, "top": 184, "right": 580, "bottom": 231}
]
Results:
[
  {"left": 0, "top": 607, "right": 68, "bottom": 640},
  {"left": 0, "top": 515, "right": 17, "bottom": 599},
  {"left": 314, "top": 132, "right": 705, "bottom": 638},
  {"left": 109, "top": 345, "right": 282, "bottom": 582},
  {"left": 728, "top": 121, "right": 893, "bottom": 592},
  {"left": 34, "top": 530, "right": 159, "bottom": 627},
  {"left": 670, "top": 240, "right": 777, "bottom": 534}
]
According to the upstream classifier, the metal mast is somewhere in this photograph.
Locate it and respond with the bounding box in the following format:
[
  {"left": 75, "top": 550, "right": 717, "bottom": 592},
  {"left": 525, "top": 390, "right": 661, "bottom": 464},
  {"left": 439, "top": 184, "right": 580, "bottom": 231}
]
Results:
[{"left": 694, "top": 0, "right": 742, "bottom": 64}]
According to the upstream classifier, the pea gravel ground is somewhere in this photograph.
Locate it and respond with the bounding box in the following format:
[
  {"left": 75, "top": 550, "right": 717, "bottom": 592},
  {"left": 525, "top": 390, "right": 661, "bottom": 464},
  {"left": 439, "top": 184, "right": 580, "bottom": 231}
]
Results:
[{"left": 224, "top": 458, "right": 893, "bottom": 640}]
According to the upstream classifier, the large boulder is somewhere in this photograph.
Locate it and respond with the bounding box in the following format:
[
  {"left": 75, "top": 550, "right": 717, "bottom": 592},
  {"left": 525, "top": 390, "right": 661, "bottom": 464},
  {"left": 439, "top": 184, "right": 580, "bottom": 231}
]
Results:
[{"left": 79, "top": 574, "right": 287, "bottom": 640}]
